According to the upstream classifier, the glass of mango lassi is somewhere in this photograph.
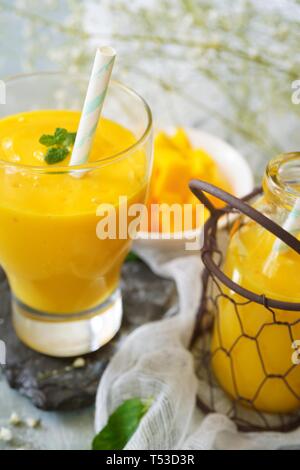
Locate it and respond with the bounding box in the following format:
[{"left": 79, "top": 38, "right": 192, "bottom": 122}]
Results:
[{"left": 0, "top": 73, "right": 153, "bottom": 357}]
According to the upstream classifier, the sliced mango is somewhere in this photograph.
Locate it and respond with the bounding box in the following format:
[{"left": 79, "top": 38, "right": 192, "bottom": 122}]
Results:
[
  {"left": 147, "top": 128, "right": 232, "bottom": 232},
  {"left": 172, "top": 128, "right": 192, "bottom": 153}
]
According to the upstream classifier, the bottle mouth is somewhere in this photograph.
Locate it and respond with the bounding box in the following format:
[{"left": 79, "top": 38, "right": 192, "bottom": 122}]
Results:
[{"left": 265, "top": 152, "right": 300, "bottom": 208}]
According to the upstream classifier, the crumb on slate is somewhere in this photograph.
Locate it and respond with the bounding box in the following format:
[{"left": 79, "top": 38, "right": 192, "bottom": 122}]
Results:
[
  {"left": 25, "top": 417, "right": 40, "bottom": 429},
  {"left": 9, "top": 412, "right": 22, "bottom": 426},
  {"left": 72, "top": 357, "right": 86, "bottom": 368}
]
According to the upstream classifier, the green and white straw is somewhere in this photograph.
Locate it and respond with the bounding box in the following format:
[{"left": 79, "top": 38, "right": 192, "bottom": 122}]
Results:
[
  {"left": 70, "top": 46, "right": 116, "bottom": 167},
  {"left": 276, "top": 199, "right": 300, "bottom": 253}
]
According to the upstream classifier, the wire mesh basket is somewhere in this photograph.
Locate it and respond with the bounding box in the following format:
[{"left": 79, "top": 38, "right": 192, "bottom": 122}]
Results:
[{"left": 189, "top": 179, "right": 300, "bottom": 432}]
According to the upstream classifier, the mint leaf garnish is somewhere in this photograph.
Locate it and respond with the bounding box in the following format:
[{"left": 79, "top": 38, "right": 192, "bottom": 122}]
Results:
[
  {"left": 92, "top": 398, "right": 152, "bottom": 450},
  {"left": 63, "top": 131, "right": 77, "bottom": 147},
  {"left": 39, "top": 128, "right": 73, "bottom": 147},
  {"left": 39, "top": 134, "right": 57, "bottom": 147},
  {"left": 53, "top": 127, "right": 68, "bottom": 145},
  {"left": 45, "top": 147, "right": 69, "bottom": 165},
  {"left": 39, "top": 128, "right": 77, "bottom": 164},
  {"left": 125, "top": 251, "right": 140, "bottom": 262}
]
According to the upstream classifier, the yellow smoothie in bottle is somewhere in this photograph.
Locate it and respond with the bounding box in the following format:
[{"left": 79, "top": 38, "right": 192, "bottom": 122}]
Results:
[
  {"left": 211, "top": 153, "right": 300, "bottom": 414},
  {"left": 0, "top": 110, "right": 147, "bottom": 315}
]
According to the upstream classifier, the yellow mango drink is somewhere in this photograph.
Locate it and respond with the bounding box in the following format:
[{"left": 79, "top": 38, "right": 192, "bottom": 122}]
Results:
[
  {"left": 211, "top": 153, "right": 300, "bottom": 414},
  {"left": 0, "top": 74, "right": 152, "bottom": 356}
]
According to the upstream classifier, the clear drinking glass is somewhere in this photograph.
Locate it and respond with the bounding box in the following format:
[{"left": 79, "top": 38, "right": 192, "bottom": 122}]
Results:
[{"left": 0, "top": 72, "right": 153, "bottom": 357}]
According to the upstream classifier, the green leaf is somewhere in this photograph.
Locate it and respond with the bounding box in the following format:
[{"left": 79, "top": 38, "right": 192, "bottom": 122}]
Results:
[
  {"left": 125, "top": 251, "right": 140, "bottom": 262},
  {"left": 39, "top": 128, "right": 77, "bottom": 165},
  {"left": 44, "top": 147, "right": 69, "bottom": 164},
  {"left": 63, "top": 131, "right": 77, "bottom": 147},
  {"left": 92, "top": 398, "right": 152, "bottom": 450},
  {"left": 39, "top": 133, "right": 57, "bottom": 147},
  {"left": 39, "top": 128, "right": 77, "bottom": 148},
  {"left": 53, "top": 127, "right": 69, "bottom": 145}
]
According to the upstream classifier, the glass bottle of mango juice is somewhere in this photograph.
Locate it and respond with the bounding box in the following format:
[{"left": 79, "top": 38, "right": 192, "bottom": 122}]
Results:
[
  {"left": 0, "top": 74, "right": 153, "bottom": 357},
  {"left": 212, "top": 153, "right": 300, "bottom": 414}
]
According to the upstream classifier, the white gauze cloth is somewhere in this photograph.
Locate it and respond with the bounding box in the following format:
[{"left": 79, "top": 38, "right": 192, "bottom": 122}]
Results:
[{"left": 95, "top": 246, "right": 300, "bottom": 450}]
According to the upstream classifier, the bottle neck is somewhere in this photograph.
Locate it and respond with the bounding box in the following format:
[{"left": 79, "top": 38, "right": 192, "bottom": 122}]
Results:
[{"left": 263, "top": 152, "right": 300, "bottom": 211}]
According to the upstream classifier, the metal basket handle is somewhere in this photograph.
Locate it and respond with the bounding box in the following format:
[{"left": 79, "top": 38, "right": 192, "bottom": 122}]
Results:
[
  {"left": 189, "top": 179, "right": 300, "bottom": 311},
  {"left": 190, "top": 179, "right": 300, "bottom": 254}
]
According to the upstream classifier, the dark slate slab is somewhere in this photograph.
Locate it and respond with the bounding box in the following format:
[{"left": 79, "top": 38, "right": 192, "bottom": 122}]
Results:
[{"left": 0, "top": 260, "right": 177, "bottom": 411}]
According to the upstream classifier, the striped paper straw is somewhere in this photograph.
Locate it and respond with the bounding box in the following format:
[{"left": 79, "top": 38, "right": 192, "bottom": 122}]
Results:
[
  {"left": 275, "top": 199, "right": 300, "bottom": 252},
  {"left": 70, "top": 46, "right": 116, "bottom": 166}
]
